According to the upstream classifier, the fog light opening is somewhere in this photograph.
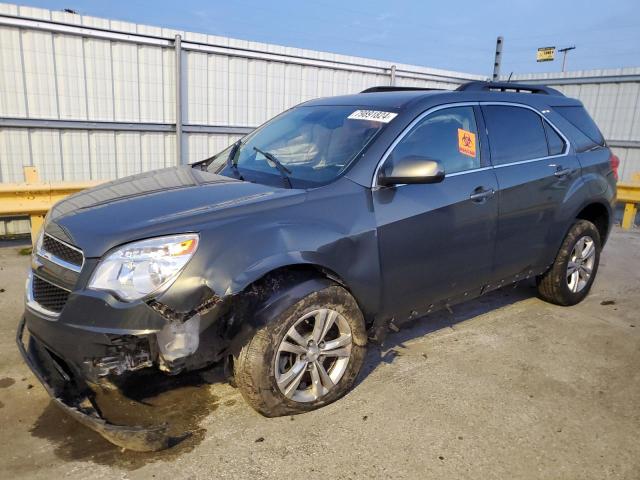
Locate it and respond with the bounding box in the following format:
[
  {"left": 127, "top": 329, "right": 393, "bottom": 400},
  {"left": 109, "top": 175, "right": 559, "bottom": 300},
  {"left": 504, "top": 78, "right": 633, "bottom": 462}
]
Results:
[{"left": 156, "top": 314, "right": 201, "bottom": 373}]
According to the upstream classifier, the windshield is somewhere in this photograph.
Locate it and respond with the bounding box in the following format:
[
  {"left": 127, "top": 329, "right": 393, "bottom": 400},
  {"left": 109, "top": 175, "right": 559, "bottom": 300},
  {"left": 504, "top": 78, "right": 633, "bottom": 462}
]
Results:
[{"left": 206, "top": 105, "right": 391, "bottom": 188}]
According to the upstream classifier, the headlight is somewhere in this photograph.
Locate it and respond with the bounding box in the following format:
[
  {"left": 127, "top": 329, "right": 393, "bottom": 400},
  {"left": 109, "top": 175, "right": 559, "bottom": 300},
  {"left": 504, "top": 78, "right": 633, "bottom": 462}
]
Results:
[{"left": 88, "top": 234, "right": 199, "bottom": 301}]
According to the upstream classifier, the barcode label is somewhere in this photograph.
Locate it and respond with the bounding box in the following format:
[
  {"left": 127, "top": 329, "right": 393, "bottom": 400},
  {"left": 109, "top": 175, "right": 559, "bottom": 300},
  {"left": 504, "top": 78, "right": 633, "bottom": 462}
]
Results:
[{"left": 347, "top": 110, "right": 398, "bottom": 123}]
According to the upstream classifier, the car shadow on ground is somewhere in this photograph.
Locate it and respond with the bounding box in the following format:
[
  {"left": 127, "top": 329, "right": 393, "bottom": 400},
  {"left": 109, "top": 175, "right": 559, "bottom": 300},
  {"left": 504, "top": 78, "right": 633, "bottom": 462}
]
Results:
[{"left": 357, "top": 280, "right": 540, "bottom": 386}]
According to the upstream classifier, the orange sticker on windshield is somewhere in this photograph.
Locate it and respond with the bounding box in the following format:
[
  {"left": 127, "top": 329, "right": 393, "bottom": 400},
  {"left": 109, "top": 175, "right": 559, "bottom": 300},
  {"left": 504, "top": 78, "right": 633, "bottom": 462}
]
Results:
[{"left": 458, "top": 128, "right": 476, "bottom": 158}]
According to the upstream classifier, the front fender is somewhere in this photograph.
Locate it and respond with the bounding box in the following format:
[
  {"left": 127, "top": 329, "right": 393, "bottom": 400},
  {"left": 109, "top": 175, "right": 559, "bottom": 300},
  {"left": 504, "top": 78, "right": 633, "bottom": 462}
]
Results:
[
  {"left": 229, "top": 251, "right": 334, "bottom": 293},
  {"left": 157, "top": 178, "right": 382, "bottom": 319}
]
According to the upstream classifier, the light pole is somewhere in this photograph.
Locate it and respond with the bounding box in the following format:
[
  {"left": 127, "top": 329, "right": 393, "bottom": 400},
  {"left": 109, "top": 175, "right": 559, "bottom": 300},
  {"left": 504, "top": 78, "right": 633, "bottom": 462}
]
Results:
[{"left": 558, "top": 46, "right": 576, "bottom": 72}]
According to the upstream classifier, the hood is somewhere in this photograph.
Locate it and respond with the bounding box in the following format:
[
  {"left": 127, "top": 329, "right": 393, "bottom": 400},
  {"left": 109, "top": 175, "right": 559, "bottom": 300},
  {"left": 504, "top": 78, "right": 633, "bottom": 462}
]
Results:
[{"left": 45, "top": 166, "right": 304, "bottom": 257}]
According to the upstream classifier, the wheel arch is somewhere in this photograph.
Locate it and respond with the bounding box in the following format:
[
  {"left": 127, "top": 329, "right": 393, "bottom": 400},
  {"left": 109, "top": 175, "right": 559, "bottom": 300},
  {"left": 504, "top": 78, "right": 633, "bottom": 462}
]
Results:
[
  {"left": 227, "top": 250, "right": 376, "bottom": 319},
  {"left": 223, "top": 262, "right": 364, "bottom": 360},
  {"left": 574, "top": 200, "right": 612, "bottom": 245},
  {"left": 541, "top": 198, "right": 612, "bottom": 277}
]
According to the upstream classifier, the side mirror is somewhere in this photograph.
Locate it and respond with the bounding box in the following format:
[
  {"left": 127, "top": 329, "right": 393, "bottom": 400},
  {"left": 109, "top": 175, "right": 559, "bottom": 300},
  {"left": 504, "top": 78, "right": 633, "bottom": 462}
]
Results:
[{"left": 377, "top": 155, "right": 445, "bottom": 186}]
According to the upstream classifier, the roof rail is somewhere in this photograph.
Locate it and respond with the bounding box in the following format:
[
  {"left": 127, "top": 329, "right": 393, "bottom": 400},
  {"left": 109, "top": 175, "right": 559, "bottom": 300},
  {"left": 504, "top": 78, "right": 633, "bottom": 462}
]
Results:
[
  {"left": 360, "top": 86, "right": 445, "bottom": 93},
  {"left": 455, "top": 81, "right": 564, "bottom": 96}
]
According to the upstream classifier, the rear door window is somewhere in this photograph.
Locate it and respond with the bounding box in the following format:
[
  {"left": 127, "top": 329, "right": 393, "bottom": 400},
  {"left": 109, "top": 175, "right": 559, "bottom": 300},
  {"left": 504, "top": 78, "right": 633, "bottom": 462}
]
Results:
[{"left": 482, "top": 105, "right": 548, "bottom": 165}]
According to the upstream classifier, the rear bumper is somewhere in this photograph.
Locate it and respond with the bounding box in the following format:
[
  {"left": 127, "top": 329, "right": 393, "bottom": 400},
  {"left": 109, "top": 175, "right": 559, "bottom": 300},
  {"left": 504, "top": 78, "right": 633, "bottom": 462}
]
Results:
[{"left": 16, "top": 318, "right": 176, "bottom": 452}]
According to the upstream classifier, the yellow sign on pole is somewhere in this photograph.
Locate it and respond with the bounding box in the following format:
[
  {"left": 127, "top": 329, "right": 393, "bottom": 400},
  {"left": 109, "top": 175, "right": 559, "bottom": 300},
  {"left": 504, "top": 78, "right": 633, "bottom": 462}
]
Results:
[{"left": 537, "top": 47, "right": 556, "bottom": 62}]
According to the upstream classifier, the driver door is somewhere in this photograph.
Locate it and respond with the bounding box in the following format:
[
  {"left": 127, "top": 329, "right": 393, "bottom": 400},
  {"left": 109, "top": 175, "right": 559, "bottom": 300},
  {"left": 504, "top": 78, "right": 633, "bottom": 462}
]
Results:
[{"left": 372, "top": 104, "right": 499, "bottom": 318}]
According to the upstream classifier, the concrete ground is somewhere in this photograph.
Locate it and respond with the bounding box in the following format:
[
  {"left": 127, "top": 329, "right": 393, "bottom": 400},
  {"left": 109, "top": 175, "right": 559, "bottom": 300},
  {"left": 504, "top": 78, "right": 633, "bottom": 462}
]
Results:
[{"left": 0, "top": 228, "right": 639, "bottom": 480}]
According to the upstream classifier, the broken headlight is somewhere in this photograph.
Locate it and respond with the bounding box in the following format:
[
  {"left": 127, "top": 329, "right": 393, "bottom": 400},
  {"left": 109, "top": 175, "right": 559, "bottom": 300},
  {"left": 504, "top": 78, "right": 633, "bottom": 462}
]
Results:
[{"left": 88, "top": 234, "right": 199, "bottom": 301}]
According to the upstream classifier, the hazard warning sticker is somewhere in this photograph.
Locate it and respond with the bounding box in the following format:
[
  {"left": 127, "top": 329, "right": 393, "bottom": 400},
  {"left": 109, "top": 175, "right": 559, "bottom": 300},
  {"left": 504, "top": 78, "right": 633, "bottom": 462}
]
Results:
[
  {"left": 457, "top": 128, "right": 476, "bottom": 158},
  {"left": 348, "top": 110, "right": 398, "bottom": 123}
]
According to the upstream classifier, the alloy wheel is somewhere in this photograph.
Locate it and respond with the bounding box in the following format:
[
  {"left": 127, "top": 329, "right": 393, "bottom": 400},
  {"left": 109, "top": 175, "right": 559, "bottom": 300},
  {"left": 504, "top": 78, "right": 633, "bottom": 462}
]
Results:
[
  {"left": 274, "top": 308, "right": 352, "bottom": 402},
  {"left": 567, "top": 235, "right": 596, "bottom": 293}
]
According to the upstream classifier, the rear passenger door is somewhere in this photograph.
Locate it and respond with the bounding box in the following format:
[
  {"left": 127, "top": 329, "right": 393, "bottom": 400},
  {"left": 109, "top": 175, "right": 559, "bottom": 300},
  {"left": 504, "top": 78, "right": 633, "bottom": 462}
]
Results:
[{"left": 481, "top": 103, "right": 580, "bottom": 283}]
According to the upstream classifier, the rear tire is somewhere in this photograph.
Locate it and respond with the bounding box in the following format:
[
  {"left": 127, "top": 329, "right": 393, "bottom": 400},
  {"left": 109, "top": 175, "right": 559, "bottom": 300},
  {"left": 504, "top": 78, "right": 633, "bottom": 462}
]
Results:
[
  {"left": 234, "top": 284, "right": 367, "bottom": 417},
  {"left": 537, "top": 219, "right": 601, "bottom": 306}
]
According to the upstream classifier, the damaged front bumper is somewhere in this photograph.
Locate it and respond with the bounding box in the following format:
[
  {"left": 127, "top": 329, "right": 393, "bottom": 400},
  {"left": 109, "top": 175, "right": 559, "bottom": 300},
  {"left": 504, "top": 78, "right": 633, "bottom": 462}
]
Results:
[
  {"left": 17, "top": 281, "right": 229, "bottom": 451},
  {"left": 16, "top": 318, "right": 179, "bottom": 451}
]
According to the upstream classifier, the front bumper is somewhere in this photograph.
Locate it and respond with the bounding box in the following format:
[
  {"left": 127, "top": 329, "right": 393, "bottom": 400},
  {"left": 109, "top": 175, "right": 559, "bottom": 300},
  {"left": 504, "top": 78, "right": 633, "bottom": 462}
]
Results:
[{"left": 16, "top": 318, "right": 178, "bottom": 452}]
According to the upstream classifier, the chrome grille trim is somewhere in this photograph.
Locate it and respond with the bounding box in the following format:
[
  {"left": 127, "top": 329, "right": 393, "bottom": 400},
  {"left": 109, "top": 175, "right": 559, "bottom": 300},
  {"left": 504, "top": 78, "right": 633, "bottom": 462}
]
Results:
[
  {"left": 37, "top": 233, "right": 84, "bottom": 273},
  {"left": 25, "top": 272, "right": 63, "bottom": 319}
]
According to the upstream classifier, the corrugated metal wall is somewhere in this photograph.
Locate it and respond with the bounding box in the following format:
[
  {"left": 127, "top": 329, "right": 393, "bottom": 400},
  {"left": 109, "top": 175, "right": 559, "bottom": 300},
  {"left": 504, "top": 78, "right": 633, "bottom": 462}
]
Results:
[
  {"left": 506, "top": 69, "right": 640, "bottom": 182},
  {"left": 1, "top": 3, "right": 639, "bottom": 235},
  {"left": 0, "top": 2, "right": 481, "bottom": 183},
  {"left": 0, "top": 2, "right": 485, "bottom": 235}
]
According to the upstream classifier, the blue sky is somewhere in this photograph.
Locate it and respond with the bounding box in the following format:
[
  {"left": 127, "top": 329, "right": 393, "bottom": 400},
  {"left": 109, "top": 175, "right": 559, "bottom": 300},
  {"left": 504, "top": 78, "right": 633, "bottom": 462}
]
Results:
[{"left": 14, "top": 0, "right": 640, "bottom": 75}]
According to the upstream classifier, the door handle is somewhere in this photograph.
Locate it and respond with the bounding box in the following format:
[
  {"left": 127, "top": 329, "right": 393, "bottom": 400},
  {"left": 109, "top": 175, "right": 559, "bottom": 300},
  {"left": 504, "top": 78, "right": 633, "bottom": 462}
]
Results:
[
  {"left": 469, "top": 187, "right": 495, "bottom": 202},
  {"left": 550, "top": 164, "right": 572, "bottom": 177},
  {"left": 554, "top": 168, "right": 572, "bottom": 177}
]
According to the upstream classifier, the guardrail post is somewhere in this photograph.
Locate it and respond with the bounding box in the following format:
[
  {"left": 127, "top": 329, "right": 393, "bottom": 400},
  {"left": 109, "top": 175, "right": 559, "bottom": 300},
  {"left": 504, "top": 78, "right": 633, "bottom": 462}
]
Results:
[
  {"left": 622, "top": 203, "right": 638, "bottom": 230},
  {"left": 618, "top": 175, "right": 640, "bottom": 230},
  {"left": 23, "top": 166, "right": 45, "bottom": 244}
]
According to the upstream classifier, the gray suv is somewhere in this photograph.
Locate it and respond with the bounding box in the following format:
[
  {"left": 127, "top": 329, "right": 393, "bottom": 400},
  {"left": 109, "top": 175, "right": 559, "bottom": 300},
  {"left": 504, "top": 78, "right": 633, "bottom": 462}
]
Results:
[{"left": 18, "top": 81, "right": 617, "bottom": 451}]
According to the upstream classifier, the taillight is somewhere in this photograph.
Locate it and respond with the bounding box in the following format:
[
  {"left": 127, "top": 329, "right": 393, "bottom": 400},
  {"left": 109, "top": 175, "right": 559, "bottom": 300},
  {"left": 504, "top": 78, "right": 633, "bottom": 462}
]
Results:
[{"left": 610, "top": 153, "right": 620, "bottom": 181}]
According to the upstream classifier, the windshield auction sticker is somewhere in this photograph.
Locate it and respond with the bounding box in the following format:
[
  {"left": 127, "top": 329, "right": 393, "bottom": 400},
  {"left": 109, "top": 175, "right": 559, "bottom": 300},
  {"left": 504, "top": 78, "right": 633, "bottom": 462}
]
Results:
[
  {"left": 348, "top": 110, "right": 398, "bottom": 123},
  {"left": 457, "top": 128, "right": 476, "bottom": 157}
]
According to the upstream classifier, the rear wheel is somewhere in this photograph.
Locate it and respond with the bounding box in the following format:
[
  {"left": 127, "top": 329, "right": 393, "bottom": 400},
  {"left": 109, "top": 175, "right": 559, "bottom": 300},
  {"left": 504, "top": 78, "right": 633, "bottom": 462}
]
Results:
[
  {"left": 537, "top": 219, "right": 601, "bottom": 306},
  {"left": 234, "top": 284, "right": 367, "bottom": 417}
]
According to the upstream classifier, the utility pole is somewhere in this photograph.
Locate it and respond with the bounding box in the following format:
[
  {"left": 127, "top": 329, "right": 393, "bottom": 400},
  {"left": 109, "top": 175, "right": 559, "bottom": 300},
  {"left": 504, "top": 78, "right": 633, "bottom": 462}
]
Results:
[
  {"left": 558, "top": 46, "right": 576, "bottom": 72},
  {"left": 175, "top": 34, "right": 183, "bottom": 165},
  {"left": 492, "top": 36, "right": 503, "bottom": 81}
]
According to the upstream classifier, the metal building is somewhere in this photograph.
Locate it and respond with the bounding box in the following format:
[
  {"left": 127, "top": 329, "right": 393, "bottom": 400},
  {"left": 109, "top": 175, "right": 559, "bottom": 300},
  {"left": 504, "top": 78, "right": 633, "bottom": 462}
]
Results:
[
  {"left": 0, "top": 3, "right": 483, "bottom": 184},
  {"left": 1, "top": 2, "right": 639, "bottom": 235}
]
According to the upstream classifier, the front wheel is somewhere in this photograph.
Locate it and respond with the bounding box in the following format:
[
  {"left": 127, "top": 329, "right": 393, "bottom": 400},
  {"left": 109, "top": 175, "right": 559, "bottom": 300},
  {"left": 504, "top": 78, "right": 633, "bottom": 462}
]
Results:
[
  {"left": 537, "top": 219, "right": 602, "bottom": 306},
  {"left": 234, "top": 284, "right": 367, "bottom": 417}
]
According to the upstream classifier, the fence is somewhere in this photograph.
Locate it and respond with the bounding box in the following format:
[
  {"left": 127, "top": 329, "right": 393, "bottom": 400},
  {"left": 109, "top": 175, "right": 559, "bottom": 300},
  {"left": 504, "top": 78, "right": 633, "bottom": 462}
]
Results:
[
  {"left": 0, "top": 2, "right": 485, "bottom": 235},
  {"left": 0, "top": 3, "right": 483, "bottom": 182},
  {"left": 1, "top": 2, "right": 639, "bottom": 235}
]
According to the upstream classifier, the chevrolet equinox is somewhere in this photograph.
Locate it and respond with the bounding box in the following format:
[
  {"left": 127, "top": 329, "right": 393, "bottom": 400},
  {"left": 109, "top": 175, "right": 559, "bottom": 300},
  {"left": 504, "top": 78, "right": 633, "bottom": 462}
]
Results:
[{"left": 18, "top": 81, "right": 618, "bottom": 450}]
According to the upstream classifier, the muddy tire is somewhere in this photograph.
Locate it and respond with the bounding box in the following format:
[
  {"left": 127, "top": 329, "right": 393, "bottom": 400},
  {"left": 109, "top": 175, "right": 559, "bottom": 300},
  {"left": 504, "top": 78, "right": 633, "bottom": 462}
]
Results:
[
  {"left": 234, "top": 284, "right": 367, "bottom": 417},
  {"left": 537, "top": 219, "right": 601, "bottom": 306}
]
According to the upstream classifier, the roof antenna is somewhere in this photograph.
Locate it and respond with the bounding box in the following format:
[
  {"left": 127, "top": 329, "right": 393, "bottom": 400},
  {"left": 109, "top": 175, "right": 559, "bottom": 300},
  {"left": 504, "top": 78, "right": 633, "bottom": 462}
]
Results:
[{"left": 507, "top": 72, "right": 513, "bottom": 82}]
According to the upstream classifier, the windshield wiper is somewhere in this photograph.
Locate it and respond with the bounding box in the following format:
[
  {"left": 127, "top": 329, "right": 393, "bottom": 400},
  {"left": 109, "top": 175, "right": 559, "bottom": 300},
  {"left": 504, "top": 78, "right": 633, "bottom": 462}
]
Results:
[
  {"left": 253, "top": 146, "right": 293, "bottom": 189},
  {"left": 194, "top": 139, "right": 242, "bottom": 172},
  {"left": 227, "top": 140, "right": 243, "bottom": 178}
]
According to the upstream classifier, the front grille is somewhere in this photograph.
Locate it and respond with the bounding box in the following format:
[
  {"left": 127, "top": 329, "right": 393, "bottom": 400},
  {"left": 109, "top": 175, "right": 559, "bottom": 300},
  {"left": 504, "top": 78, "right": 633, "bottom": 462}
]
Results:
[
  {"left": 32, "top": 275, "right": 70, "bottom": 314},
  {"left": 42, "top": 234, "right": 83, "bottom": 268}
]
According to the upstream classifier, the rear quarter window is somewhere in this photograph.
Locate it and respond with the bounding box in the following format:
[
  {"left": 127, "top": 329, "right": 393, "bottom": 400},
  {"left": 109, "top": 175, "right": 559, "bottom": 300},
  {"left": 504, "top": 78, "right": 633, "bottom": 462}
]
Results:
[{"left": 553, "top": 106, "right": 605, "bottom": 149}]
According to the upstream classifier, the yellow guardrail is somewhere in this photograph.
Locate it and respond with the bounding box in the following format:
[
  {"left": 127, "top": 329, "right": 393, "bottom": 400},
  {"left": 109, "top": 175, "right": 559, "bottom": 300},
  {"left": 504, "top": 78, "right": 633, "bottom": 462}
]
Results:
[
  {"left": 0, "top": 167, "right": 102, "bottom": 243},
  {"left": 619, "top": 172, "right": 640, "bottom": 230},
  {"left": 1, "top": 168, "right": 639, "bottom": 245}
]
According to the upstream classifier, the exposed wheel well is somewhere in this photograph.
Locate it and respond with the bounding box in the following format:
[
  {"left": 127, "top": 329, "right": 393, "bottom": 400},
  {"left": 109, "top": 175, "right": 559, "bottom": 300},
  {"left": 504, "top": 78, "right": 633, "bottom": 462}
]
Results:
[
  {"left": 249, "top": 264, "right": 347, "bottom": 290},
  {"left": 576, "top": 203, "right": 609, "bottom": 243},
  {"left": 240, "top": 264, "right": 372, "bottom": 324}
]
